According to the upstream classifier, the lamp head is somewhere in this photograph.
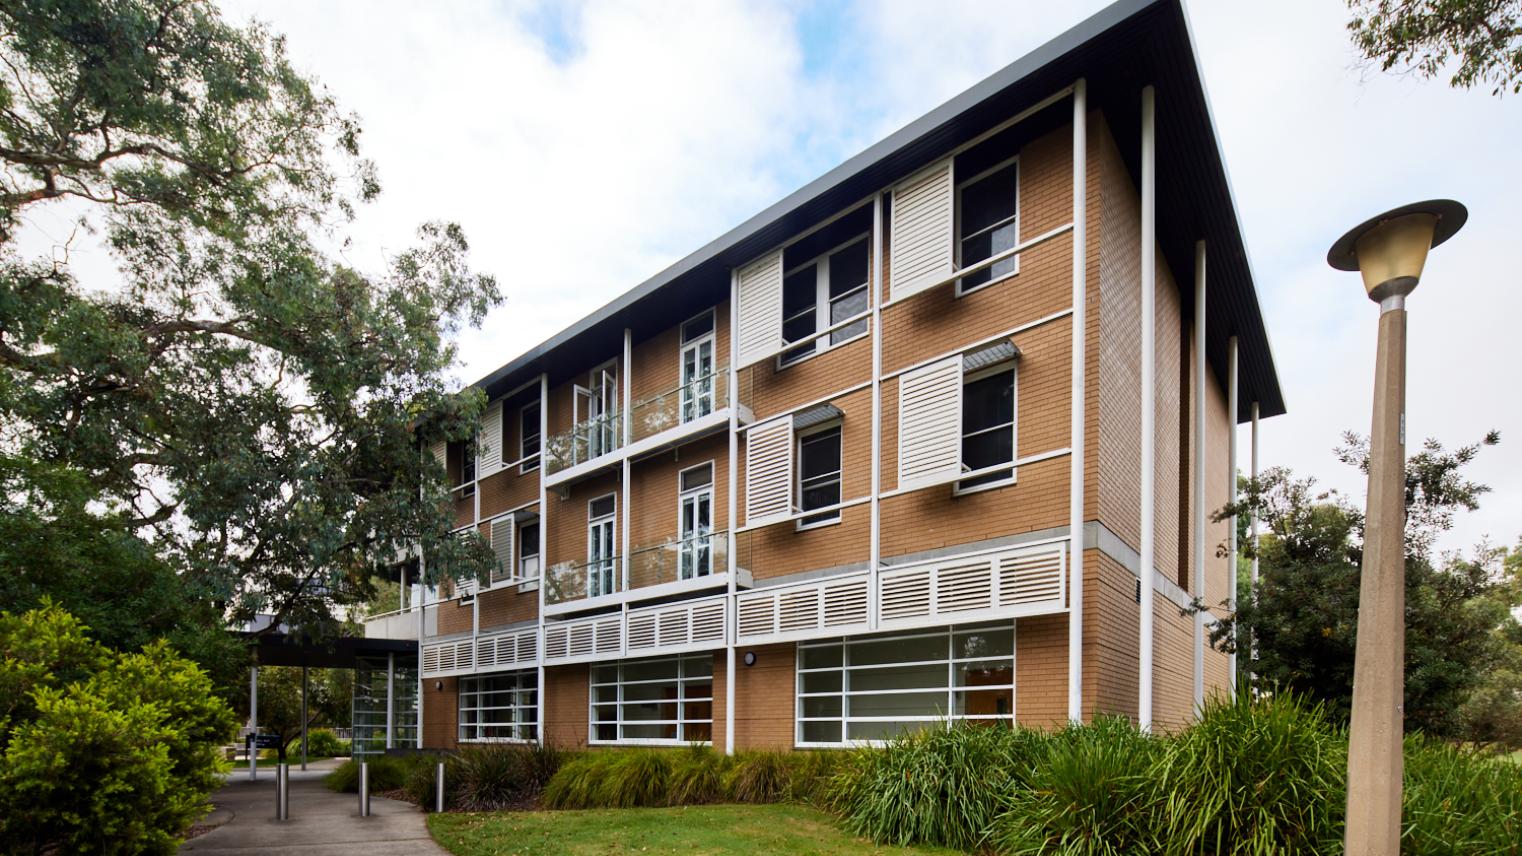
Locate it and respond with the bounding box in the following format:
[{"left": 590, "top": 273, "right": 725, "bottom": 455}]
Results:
[{"left": 1327, "top": 199, "right": 1466, "bottom": 303}]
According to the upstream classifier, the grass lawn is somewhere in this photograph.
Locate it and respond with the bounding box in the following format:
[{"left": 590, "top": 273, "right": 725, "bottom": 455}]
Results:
[{"left": 428, "top": 803, "right": 960, "bottom": 856}]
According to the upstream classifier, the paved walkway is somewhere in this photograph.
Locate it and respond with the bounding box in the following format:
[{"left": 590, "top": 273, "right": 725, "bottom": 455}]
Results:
[{"left": 181, "top": 758, "right": 449, "bottom": 855}]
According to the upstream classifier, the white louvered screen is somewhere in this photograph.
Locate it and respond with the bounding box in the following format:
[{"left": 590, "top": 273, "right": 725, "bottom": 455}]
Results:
[
  {"left": 897, "top": 355, "right": 964, "bottom": 491},
  {"left": 475, "top": 627, "right": 536, "bottom": 670},
  {"left": 488, "top": 515, "right": 515, "bottom": 586},
  {"left": 736, "top": 250, "right": 785, "bottom": 369},
  {"left": 543, "top": 614, "right": 624, "bottom": 665},
  {"left": 734, "top": 573, "right": 870, "bottom": 644},
  {"left": 877, "top": 542, "right": 1067, "bottom": 631},
  {"left": 745, "top": 416, "right": 794, "bottom": 526},
  {"left": 421, "top": 638, "right": 476, "bottom": 677},
  {"left": 889, "top": 159, "right": 955, "bottom": 302},
  {"left": 430, "top": 440, "right": 447, "bottom": 472},
  {"left": 478, "top": 401, "right": 503, "bottom": 476},
  {"left": 625, "top": 595, "right": 728, "bottom": 656}
]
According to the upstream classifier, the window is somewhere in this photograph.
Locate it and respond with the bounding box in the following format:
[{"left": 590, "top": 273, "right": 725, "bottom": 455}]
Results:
[
  {"left": 798, "top": 424, "right": 842, "bottom": 528},
  {"left": 459, "top": 670, "right": 538, "bottom": 742},
  {"left": 797, "top": 623, "right": 1014, "bottom": 746},
  {"left": 955, "top": 158, "right": 1019, "bottom": 295},
  {"left": 680, "top": 310, "right": 716, "bottom": 422},
  {"left": 959, "top": 363, "right": 1016, "bottom": 492},
  {"left": 574, "top": 364, "right": 619, "bottom": 461},
  {"left": 519, "top": 521, "right": 540, "bottom": 581},
  {"left": 780, "top": 235, "right": 871, "bottom": 367},
  {"left": 590, "top": 654, "right": 713, "bottom": 744},
  {"left": 587, "top": 494, "right": 617, "bottom": 597},
  {"left": 449, "top": 438, "right": 476, "bottom": 497},
  {"left": 519, "top": 401, "right": 541, "bottom": 472},
  {"left": 678, "top": 463, "right": 714, "bottom": 578}
]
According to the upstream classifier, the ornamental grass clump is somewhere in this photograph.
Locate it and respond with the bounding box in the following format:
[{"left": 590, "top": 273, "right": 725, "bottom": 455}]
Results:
[
  {"left": 1401, "top": 736, "right": 1522, "bottom": 855},
  {"left": 667, "top": 745, "right": 727, "bottom": 805},
  {"left": 835, "top": 723, "right": 1047, "bottom": 852},
  {"left": 1153, "top": 692, "right": 1346, "bottom": 855},
  {"left": 725, "top": 751, "right": 792, "bottom": 803},
  {"left": 990, "top": 717, "right": 1164, "bottom": 855}
]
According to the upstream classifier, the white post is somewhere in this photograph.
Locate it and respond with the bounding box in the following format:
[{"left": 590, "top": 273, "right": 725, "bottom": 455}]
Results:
[
  {"left": 622, "top": 328, "right": 632, "bottom": 593},
  {"left": 300, "top": 665, "right": 309, "bottom": 771},
  {"left": 1227, "top": 335, "right": 1239, "bottom": 695},
  {"left": 249, "top": 665, "right": 259, "bottom": 781},
  {"left": 725, "top": 271, "right": 740, "bottom": 755},
  {"left": 537, "top": 372, "right": 549, "bottom": 746},
  {"left": 1250, "top": 399, "right": 1260, "bottom": 667},
  {"left": 1193, "top": 240, "right": 1207, "bottom": 712},
  {"left": 1067, "top": 78, "right": 1088, "bottom": 723},
  {"left": 1138, "top": 84, "right": 1156, "bottom": 733},
  {"left": 870, "top": 191, "right": 884, "bottom": 633},
  {"left": 385, "top": 651, "right": 395, "bottom": 750},
  {"left": 416, "top": 449, "right": 426, "bottom": 749}
]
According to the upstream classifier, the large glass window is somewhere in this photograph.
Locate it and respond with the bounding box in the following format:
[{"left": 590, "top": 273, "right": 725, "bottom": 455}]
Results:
[
  {"left": 449, "top": 438, "right": 476, "bottom": 497},
  {"left": 956, "top": 159, "right": 1019, "bottom": 295},
  {"left": 959, "top": 365, "right": 1016, "bottom": 492},
  {"left": 587, "top": 494, "right": 617, "bottom": 597},
  {"left": 797, "top": 425, "right": 842, "bottom": 528},
  {"left": 797, "top": 623, "right": 1014, "bottom": 746},
  {"left": 459, "top": 670, "right": 538, "bottom": 742},
  {"left": 352, "top": 655, "right": 419, "bottom": 756},
  {"left": 518, "top": 521, "right": 540, "bottom": 581},
  {"left": 519, "top": 401, "right": 541, "bottom": 472},
  {"left": 680, "top": 311, "right": 717, "bottom": 422},
  {"left": 590, "top": 654, "right": 714, "bottom": 744},
  {"left": 678, "top": 464, "right": 714, "bottom": 578}
]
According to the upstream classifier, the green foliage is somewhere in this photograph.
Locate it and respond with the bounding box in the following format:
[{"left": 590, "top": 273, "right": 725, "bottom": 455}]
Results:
[
  {"left": 418, "top": 743, "right": 564, "bottom": 812},
  {"left": 0, "top": 0, "right": 501, "bottom": 651},
  {"left": 725, "top": 751, "right": 791, "bottom": 804},
  {"left": 0, "top": 603, "right": 235, "bottom": 855},
  {"left": 249, "top": 666, "right": 353, "bottom": 760},
  {"left": 323, "top": 754, "right": 433, "bottom": 794},
  {"left": 303, "top": 728, "right": 349, "bottom": 758},
  {"left": 540, "top": 746, "right": 841, "bottom": 811},
  {"left": 1402, "top": 737, "right": 1522, "bottom": 854},
  {"left": 1348, "top": 0, "right": 1522, "bottom": 96},
  {"left": 668, "top": 745, "right": 727, "bottom": 805}
]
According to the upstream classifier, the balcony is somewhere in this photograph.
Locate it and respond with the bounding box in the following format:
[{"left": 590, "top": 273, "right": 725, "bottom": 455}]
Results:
[
  {"left": 629, "top": 367, "right": 731, "bottom": 445},
  {"left": 542, "top": 592, "right": 729, "bottom": 665},
  {"left": 544, "top": 532, "right": 744, "bottom": 615},
  {"left": 543, "top": 411, "right": 623, "bottom": 482}
]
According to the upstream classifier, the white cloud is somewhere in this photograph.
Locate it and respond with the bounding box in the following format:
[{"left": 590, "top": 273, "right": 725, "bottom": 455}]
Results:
[{"left": 215, "top": 0, "right": 1522, "bottom": 554}]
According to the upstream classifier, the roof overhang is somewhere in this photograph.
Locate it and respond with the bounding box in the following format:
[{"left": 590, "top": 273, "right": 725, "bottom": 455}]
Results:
[
  {"left": 470, "top": 0, "right": 1284, "bottom": 423},
  {"left": 247, "top": 632, "right": 415, "bottom": 669}
]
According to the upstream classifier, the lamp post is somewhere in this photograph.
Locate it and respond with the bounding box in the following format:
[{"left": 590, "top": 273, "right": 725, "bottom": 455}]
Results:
[{"left": 1327, "top": 199, "right": 1466, "bottom": 856}]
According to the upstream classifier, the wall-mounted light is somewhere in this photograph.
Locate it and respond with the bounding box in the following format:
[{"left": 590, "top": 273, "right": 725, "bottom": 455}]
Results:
[
  {"left": 434, "top": 680, "right": 444, "bottom": 692},
  {"left": 743, "top": 651, "right": 757, "bottom": 667}
]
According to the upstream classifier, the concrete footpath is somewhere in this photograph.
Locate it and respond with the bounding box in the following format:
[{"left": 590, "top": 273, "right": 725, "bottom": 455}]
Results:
[{"left": 180, "top": 758, "right": 449, "bottom": 855}]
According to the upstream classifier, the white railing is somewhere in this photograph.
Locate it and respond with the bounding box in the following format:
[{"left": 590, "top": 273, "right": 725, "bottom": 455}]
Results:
[
  {"left": 877, "top": 541, "right": 1066, "bottom": 630},
  {"left": 421, "top": 625, "right": 538, "bottom": 678},
  {"left": 542, "top": 594, "right": 729, "bottom": 665},
  {"left": 735, "top": 572, "right": 871, "bottom": 645}
]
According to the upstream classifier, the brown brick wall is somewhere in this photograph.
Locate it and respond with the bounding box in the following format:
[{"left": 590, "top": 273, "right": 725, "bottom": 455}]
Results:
[
  {"left": 545, "top": 471, "right": 618, "bottom": 569},
  {"left": 479, "top": 468, "right": 538, "bottom": 519},
  {"left": 423, "top": 676, "right": 459, "bottom": 749},
  {"left": 714, "top": 643, "right": 796, "bottom": 750},
  {"left": 630, "top": 300, "right": 731, "bottom": 404},
  {"left": 1016, "top": 612, "right": 1070, "bottom": 730},
  {"left": 544, "top": 664, "right": 589, "bottom": 749}
]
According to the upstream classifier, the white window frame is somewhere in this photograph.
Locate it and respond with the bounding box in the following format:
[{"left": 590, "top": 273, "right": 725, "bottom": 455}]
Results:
[
  {"left": 679, "top": 308, "right": 717, "bottom": 423},
  {"left": 954, "top": 360, "right": 1019, "bottom": 496},
  {"left": 458, "top": 669, "right": 539, "bottom": 743},
  {"left": 586, "top": 493, "right": 618, "bottom": 598},
  {"left": 588, "top": 654, "right": 715, "bottom": 746},
  {"left": 519, "top": 400, "right": 541, "bottom": 473},
  {"left": 574, "top": 360, "right": 620, "bottom": 462},
  {"left": 451, "top": 438, "right": 477, "bottom": 498},
  {"left": 795, "top": 622, "right": 1016, "bottom": 748},
  {"left": 677, "top": 461, "right": 715, "bottom": 579},
  {"left": 954, "top": 155, "right": 1020, "bottom": 298},
  {"left": 518, "top": 519, "right": 541, "bottom": 581},
  {"left": 796, "top": 420, "right": 844, "bottom": 531},
  {"left": 776, "top": 232, "right": 872, "bottom": 370}
]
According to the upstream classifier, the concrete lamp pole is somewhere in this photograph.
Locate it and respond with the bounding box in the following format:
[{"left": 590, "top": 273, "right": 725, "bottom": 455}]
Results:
[{"left": 1327, "top": 199, "right": 1466, "bottom": 856}]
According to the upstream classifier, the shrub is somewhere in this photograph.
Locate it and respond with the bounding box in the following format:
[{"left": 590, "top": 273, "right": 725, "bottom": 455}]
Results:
[
  {"left": 595, "top": 749, "right": 672, "bottom": 807},
  {"left": 667, "top": 745, "right": 727, "bottom": 805},
  {"left": 782, "top": 749, "right": 844, "bottom": 806},
  {"left": 323, "top": 754, "right": 432, "bottom": 794},
  {"left": 304, "top": 728, "right": 349, "bottom": 758},
  {"left": 725, "top": 751, "right": 791, "bottom": 803},
  {"left": 441, "top": 743, "right": 564, "bottom": 811},
  {"left": 1155, "top": 692, "right": 1346, "bottom": 855},
  {"left": 1403, "top": 736, "right": 1522, "bottom": 855},
  {"left": 990, "top": 717, "right": 1164, "bottom": 855},
  {"left": 0, "top": 603, "right": 236, "bottom": 855},
  {"left": 540, "top": 753, "right": 601, "bottom": 809}
]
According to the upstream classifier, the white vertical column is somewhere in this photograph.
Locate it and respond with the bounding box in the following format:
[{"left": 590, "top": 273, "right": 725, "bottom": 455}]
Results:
[
  {"left": 248, "top": 666, "right": 259, "bottom": 781},
  {"left": 869, "top": 192, "right": 884, "bottom": 631},
  {"left": 1227, "top": 335, "right": 1239, "bottom": 695},
  {"left": 622, "top": 329, "right": 632, "bottom": 593},
  {"left": 1250, "top": 399, "right": 1260, "bottom": 667},
  {"left": 1193, "top": 240, "right": 1206, "bottom": 711},
  {"left": 537, "top": 373, "right": 549, "bottom": 746},
  {"left": 725, "top": 272, "right": 740, "bottom": 755},
  {"left": 1138, "top": 84, "right": 1157, "bottom": 733},
  {"left": 385, "top": 651, "right": 395, "bottom": 750},
  {"left": 416, "top": 445, "right": 426, "bottom": 748},
  {"left": 1067, "top": 78, "right": 1088, "bottom": 723}
]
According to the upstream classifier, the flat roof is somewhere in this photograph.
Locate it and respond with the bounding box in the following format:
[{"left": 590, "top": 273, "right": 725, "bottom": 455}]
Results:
[{"left": 471, "top": 0, "right": 1284, "bottom": 422}]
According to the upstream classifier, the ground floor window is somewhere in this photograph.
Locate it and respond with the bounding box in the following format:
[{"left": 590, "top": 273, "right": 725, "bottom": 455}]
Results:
[
  {"left": 352, "top": 654, "right": 419, "bottom": 756},
  {"left": 459, "top": 670, "right": 539, "bottom": 742},
  {"left": 796, "top": 621, "right": 1014, "bottom": 746},
  {"left": 590, "top": 653, "right": 713, "bottom": 745}
]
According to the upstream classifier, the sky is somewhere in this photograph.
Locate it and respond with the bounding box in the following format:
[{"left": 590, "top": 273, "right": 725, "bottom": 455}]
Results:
[{"left": 136, "top": 0, "right": 1522, "bottom": 556}]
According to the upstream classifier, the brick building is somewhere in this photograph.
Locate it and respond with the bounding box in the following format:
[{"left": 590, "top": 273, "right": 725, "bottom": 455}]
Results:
[{"left": 364, "top": 0, "right": 1284, "bottom": 754}]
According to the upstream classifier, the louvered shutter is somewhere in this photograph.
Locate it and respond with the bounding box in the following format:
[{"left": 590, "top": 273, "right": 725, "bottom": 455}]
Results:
[
  {"left": 477, "top": 401, "right": 503, "bottom": 475},
  {"left": 898, "top": 355, "right": 964, "bottom": 490},
  {"left": 889, "top": 159, "right": 955, "bottom": 302},
  {"left": 430, "top": 439, "right": 447, "bottom": 472},
  {"left": 489, "top": 515, "right": 515, "bottom": 585},
  {"left": 736, "top": 250, "right": 784, "bottom": 368},
  {"left": 745, "top": 416, "right": 794, "bottom": 525}
]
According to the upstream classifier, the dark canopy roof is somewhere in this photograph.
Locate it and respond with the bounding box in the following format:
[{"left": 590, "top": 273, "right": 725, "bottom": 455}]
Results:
[{"left": 471, "top": 0, "right": 1284, "bottom": 423}]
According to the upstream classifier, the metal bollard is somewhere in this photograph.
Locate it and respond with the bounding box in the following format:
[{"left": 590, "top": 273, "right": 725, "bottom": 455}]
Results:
[
  {"left": 435, "top": 761, "right": 446, "bottom": 813},
  {"left": 358, "top": 761, "right": 371, "bottom": 817},
  {"left": 276, "top": 763, "right": 290, "bottom": 821}
]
